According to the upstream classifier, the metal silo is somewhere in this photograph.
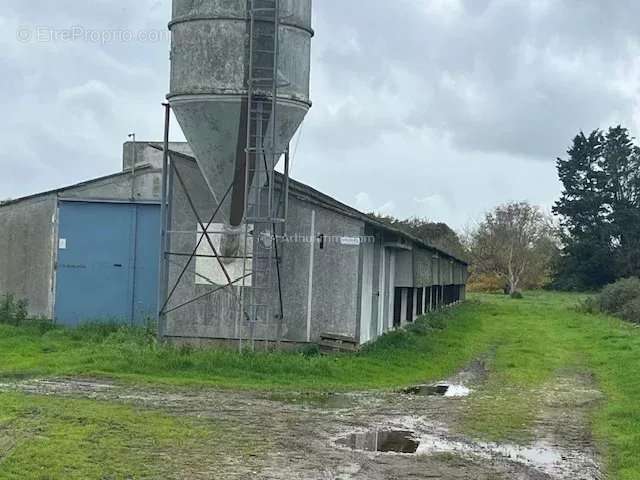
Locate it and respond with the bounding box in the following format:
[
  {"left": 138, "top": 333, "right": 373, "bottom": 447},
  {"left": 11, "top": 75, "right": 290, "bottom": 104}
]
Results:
[
  {"left": 168, "top": 0, "right": 312, "bottom": 225},
  {"left": 162, "top": 0, "right": 313, "bottom": 350}
]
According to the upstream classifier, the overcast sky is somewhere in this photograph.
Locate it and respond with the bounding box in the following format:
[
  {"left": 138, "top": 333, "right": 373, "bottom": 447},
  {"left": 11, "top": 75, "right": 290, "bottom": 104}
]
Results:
[{"left": 2, "top": 0, "right": 640, "bottom": 230}]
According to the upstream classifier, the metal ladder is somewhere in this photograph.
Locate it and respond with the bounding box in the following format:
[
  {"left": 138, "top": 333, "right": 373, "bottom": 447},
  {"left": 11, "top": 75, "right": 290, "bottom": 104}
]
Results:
[{"left": 240, "top": 0, "right": 287, "bottom": 351}]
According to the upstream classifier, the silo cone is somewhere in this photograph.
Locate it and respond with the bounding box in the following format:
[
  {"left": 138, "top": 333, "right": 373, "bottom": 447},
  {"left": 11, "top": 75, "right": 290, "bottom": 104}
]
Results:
[{"left": 168, "top": 0, "right": 312, "bottom": 230}]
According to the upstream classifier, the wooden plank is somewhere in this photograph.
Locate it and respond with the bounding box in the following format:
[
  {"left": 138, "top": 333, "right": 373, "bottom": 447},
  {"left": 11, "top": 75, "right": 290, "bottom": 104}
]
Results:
[
  {"left": 318, "top": 340, "right": 358, "bottom": 353},
  {"left": 320, "top": 333, "right": 357, "bottom": 344}
]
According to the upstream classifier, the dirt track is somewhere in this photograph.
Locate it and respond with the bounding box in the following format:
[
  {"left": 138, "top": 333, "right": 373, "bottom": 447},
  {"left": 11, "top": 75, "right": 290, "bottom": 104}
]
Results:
[{"left": 0, "top": 361, "right": 604, "bottom": 479}]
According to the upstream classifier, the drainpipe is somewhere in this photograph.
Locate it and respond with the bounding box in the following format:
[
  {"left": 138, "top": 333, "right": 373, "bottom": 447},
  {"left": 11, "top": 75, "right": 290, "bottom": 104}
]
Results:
[
  {"left": 127, "top": 133, "right": 138, "bottom": 326},
  {"left": 128, "top": 133, "right": 137, "bottom": 201}
]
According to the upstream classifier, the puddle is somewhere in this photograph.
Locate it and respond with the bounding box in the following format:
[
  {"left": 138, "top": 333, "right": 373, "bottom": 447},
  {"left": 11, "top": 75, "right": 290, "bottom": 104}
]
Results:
[
  {"left": 336, "top": 430, "right": 420, "bottom": 454},
  {"left": 334, "top": 417, "right": 599, "bottom": 479},
  {"left": 417, "top": 434, "right": 598, "bottom": 478},
  {"left": 418, "top": 435, "right": 562, "bottom": 463},
  {"left": 402, "top": 384, "right": 449, "bottom": 396},
  {"left": 401, "top": 384, "right": 470, "bottom": 397},
  {"left": 443, "top": 384, "right": 471, "bottom": 397}
]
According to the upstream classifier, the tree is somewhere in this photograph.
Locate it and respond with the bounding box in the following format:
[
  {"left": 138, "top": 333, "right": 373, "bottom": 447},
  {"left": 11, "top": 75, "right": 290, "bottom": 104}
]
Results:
[
  {"left": 602, "top": 127, "right": 640, "bottom": 277},
  {"left": 467, "top": 202, "right": 557, "bottom": 294},
  {"left": 368, "top": 214, "right": 468, "bottom": 261},
  {"left": 553, "top": 126, "right": 640, "bottom": 289}
]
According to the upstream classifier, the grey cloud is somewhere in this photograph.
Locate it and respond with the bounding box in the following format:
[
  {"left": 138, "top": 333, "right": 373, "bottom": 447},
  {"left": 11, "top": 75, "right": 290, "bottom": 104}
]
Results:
[
  {"left": 311, "top": 0, "right": 640, "bottom": 160},
  {"left": 1, "top": 0, "right": 639, "bottom": 230}
]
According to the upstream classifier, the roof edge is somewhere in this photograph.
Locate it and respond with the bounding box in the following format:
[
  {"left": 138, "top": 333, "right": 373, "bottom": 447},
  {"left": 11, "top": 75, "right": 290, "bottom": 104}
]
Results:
[
  {"left": 0, "top": 165, "right": 155, "bottom": 208},
  {"left": 152, "top": 146, "right": 468, "bottom": 265}
]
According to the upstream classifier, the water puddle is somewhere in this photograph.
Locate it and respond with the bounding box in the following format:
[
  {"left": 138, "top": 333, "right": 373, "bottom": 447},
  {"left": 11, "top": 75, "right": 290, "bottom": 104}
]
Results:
[
  {"left": 443, "top": 384, "right": 471, "bottom": 397},
  {"left": 401, "top": 384, "right": 470, "bottom": 397},
  {"left": 417, "top": 434, "right": 598, "bottom": 478},
  {"left": 336, "top": 430, "right": 420, "bottom": 454},
  {"left": 334, "top": 419, "right": 599, "bottom": 479},
  {"left": 418, "top": 434, "right": 562, "bottom": 463}
]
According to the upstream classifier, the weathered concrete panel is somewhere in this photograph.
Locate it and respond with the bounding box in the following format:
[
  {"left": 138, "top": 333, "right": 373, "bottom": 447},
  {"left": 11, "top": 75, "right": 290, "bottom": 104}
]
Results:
[
  {"left": 164, "top": 156, "right": 364, "bottom": 343},
  {"left": 394, "top": 249, "right": 413, "bottom": 287},
  {"left": 122, "top": 141, "right": 194, "bottom": 170},
  {"left": 414, "top": 248, "right": 436, "bottom": 287},
  {"left": 60, "top": 169, "right": 161, "bottom": 202},
  {"left": 0, "top": 195, "right": 56, "bottom": 317},
  {"left": 304, "top": 200, "right": 363, "bottom": 340}
]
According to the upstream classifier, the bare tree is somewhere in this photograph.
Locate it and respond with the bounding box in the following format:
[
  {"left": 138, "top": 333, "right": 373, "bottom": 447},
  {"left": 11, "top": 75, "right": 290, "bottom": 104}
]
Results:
[{"left": 467, "top": 202, "right": 557, "bottom": 294}]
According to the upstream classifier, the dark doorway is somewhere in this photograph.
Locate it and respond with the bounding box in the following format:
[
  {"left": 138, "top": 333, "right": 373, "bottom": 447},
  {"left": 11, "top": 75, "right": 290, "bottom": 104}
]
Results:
[
  {"left": 393, "top": 287, "right": 402, "bottom": 327},
  {"left": 406, "top": 288, "right": 414, "bottom": 323}
]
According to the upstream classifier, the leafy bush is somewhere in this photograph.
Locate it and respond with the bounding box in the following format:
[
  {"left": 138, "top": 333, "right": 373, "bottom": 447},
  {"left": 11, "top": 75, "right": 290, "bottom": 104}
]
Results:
[
  {"left": 598, "top": 277, "right": 640, "bottom": 316},
  {"left": 577, "top": 296, "right": 600, "bottom": 314},
  {"left": 510, "top": 291, "right": 524, "bottom": 299},
  {"left": 580, "top": 278, "right": 640, "bottom": 324},
  {"left": 467, "top": 273, "right": 504, "bottom": 293},
  {"left": 619, "top": 296, "right": 640, "bottom": 323},
  {"left": 0, "top": 294, "right": 54, "bottom": 332}
]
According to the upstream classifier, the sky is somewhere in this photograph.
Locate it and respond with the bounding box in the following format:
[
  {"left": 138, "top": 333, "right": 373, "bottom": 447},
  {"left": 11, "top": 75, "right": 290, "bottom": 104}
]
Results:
[{"left": 2, "top": 0, "right": 640, "bottom": 230}]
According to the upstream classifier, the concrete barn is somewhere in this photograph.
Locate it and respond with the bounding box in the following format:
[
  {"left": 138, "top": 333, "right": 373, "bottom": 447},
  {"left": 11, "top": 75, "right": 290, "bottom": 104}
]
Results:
[
  {"left": 162, "top": 146, "right": 469, "bottom": 347},
  {"left": 0, "top": 143, "right": 166, "bottom": 325},
  {"left": 0, "top": 142, "right": 468, "bottom": 346}
]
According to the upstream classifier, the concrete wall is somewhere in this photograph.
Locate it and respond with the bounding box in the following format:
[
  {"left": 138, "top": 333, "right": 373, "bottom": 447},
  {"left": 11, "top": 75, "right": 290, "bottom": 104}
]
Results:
[
  {"left": 0, "top": 194, "right": 57, "bottom": 317},
  {"left": 0, "top": 162, "right": 163, "bottom": 320},
  {"left": 414, "top": 248, "right": 434, "bottom": 286},
  {"left": 393, "top": 249, "right": 413, "bottom": 287},
  {"left": 122, "top": 141, "right": 194, "bottom": 171},
  {"left": 290, "top": 194, "right": 363, "bottom": 341},
  {"left": 60, "top": 168, "right": 162, "bottom": 202},
  {"left": 163, "top": 156, "right": 365, "bottom": 344}
]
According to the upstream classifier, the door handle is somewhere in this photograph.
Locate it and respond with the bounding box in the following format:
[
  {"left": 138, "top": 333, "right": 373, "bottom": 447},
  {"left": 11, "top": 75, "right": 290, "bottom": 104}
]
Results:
[{"left": 113, "top": 264, "right": 123, "bottom": 267}]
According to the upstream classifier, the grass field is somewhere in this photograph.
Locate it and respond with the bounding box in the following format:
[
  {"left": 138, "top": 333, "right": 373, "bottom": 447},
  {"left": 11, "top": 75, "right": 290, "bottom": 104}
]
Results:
[{"left": 0, "top": 291, "right": 639, "bottom": 478}]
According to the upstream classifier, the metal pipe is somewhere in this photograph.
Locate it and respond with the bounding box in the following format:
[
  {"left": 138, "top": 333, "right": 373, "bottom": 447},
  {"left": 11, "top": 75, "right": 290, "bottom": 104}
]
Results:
[
  {"left": 306, "top": 209, "right": 315, "bottom": 342},
  {"left": 157, "top": 103, "right": 171, "bottom": 339},
  {"left": 128, "top": 133, "right": 137, "bottom": 201},
  {"left": 284, "top": 145, "right": 290, "bottom": 231},
  {"left": 129, "top": 203, "right": 139, "bottom": 326}
]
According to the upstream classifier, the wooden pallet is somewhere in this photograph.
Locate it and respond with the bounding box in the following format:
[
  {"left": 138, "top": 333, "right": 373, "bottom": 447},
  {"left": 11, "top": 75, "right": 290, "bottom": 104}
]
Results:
[{"left": 319, "top": 333, "right": 359, "bottom": 354}]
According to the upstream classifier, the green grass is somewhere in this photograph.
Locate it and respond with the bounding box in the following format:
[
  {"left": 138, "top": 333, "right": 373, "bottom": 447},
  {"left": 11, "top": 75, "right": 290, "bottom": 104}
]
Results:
[
  {"left": 0, "top": 309, "right": 488, "bottom": 391},
  {"left": 463, "top": 292, "right": 640, "bottom": 480},
  {"left": 0, "top": 391, "right": 258, "bottom": 480},
  {"left": 1, "top": 291, "right": 640, "bottom": 478}
]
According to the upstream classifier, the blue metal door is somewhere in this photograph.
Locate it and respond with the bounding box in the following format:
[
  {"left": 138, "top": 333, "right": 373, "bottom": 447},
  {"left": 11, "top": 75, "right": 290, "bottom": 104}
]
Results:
[
  {"left": 54, "top": 201, "right": 160, "bottom": 327},
  {"left": 132, "top": 204, "right": 161, "bottom": 325}
]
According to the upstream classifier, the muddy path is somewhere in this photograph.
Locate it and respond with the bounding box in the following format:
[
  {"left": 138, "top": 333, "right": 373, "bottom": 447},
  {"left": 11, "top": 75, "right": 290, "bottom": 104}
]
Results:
[{"left": 0, "top": 361, "right": 604, "bottom": 480}]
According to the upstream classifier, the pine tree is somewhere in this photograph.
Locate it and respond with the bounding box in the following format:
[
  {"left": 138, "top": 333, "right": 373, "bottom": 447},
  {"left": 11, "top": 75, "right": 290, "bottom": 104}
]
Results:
[
  {"left": 553, "top": 130, "right": 614, "bottom": 289},
  {"left": 603, "top": 126, "right": 640, "bottom": 277},
  {"left": 553, "top": 126, "right": 640, "bottom": 288}
]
